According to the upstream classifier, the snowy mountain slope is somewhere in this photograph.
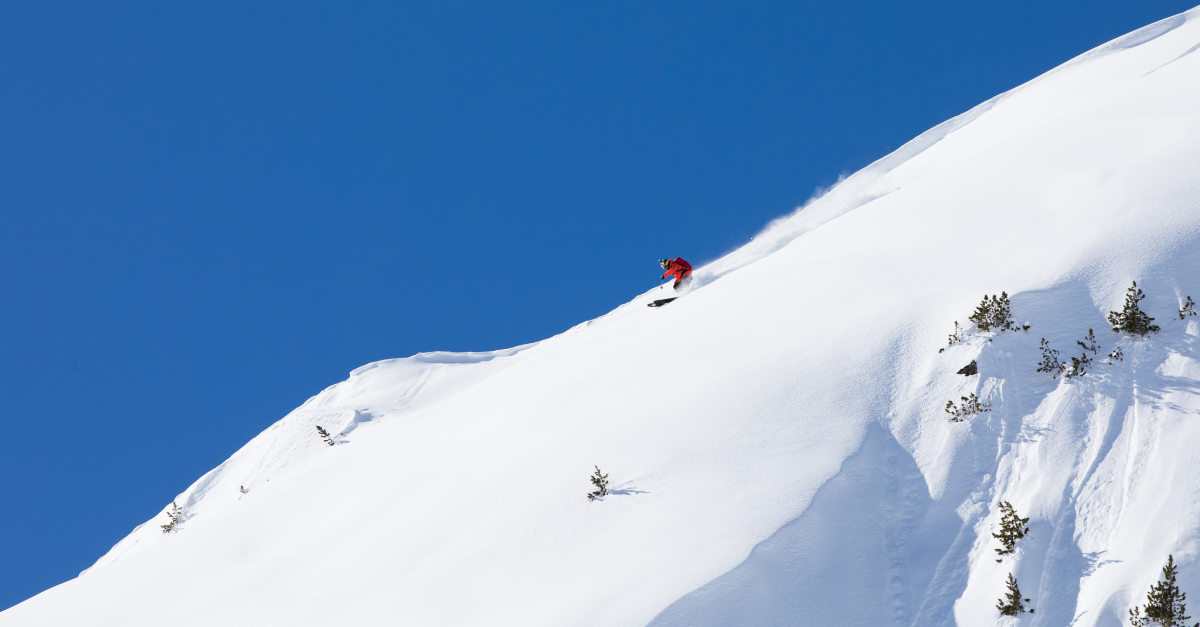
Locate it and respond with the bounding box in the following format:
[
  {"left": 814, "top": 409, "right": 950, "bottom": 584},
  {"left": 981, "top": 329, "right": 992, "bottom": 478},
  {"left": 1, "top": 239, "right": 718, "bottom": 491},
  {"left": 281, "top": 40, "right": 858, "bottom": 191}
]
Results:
[
  {"left": 86, "top": 343, "right": 538, "bottom": 572},
  {"left": 6, "top": 7, "right": 1200, "bottom": 627}
]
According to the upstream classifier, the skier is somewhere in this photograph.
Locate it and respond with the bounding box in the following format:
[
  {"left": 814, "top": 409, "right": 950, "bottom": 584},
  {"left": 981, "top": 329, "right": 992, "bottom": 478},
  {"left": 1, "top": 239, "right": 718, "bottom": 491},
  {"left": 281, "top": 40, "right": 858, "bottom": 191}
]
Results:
[{"left": 659, "top": 257, "right": 693, "bottom": 291}]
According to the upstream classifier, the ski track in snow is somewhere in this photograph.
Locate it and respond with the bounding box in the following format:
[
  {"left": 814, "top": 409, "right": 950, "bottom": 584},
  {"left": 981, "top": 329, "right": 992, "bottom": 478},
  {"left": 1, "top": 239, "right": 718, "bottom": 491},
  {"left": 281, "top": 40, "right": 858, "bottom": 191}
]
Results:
[{"left": 7, "top": 6, "right": 1200, "bottom": 627}]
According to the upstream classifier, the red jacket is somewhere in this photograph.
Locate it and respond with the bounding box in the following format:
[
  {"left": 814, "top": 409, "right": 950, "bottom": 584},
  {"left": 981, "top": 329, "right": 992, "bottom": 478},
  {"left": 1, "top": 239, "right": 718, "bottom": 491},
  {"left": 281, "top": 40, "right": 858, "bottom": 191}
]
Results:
[{"left": 661, "top": 257, "right": 693, "bottom": 283}]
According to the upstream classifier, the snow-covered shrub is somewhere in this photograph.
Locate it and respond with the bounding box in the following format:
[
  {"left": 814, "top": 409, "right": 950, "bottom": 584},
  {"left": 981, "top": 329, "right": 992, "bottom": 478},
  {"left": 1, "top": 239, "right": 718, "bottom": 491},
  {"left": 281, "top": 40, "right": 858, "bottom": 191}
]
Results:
[
  {"left": 992, "top": 501, "right": 1029, "bottom": 561},
  {"left": 316, "top": 425, "right": 335, "bottom": 447},
  {"left": 996, "top": 573, "right": 1030, "bottom": 616},
  {"left": 1129, "top": 555, "right": 1195, "bottom": 627},
  {"left": 945, "top": 393, "right": 991, "bottom": 422},
  {"left": 1036, "top": 338, "right": 1065, "bottom": 378},
  {"left": 1108, "top": 281, "right": 1160, "bottom": 336},
  {"left": 586, "top": 466, "right": 609, "bottom": 501},
  {"left": 1181, "top": 296, "right": 1196, "bottom": 320},
  {"left": 160, "top": 502, "right": 182, "bottom": 534},
  {"left": 1109, "top": 346, "right": 1125, "bottom": 362},
  {"left": 969, "top": 292, "right": 1017, "bottom": 332}
]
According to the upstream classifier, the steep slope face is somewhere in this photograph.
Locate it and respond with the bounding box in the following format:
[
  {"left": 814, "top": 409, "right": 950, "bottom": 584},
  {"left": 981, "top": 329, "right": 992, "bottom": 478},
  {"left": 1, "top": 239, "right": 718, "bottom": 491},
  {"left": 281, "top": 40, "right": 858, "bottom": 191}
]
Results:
[{"left": 6, "top": 8, "right": 1200, "bottom": 627}]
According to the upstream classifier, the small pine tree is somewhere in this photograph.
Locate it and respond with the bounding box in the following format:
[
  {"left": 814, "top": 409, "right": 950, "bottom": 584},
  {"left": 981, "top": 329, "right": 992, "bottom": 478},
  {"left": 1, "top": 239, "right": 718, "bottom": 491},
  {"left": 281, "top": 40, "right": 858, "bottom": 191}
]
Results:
[
  {"left": 586, "top": 466, "right": 609, "bottom": 501},
  {"left": 992, "top": 501, "right": 1030, "bottom": 561},
  {"left": 1078, "top": 328, "right": 1100, "bottom": 355},
  {"left": 1181, "top": 297, "right": 1196, "bottom": 320},
  {"left": 1108, "top": 281, "right": 1161, "bottom": 336},
  {"left": 1036, "top": 338, "right": 1065, "bottom": 378},
  {"left": 1130, "top": 555, "right": 1199, "bottom": 627},
  {"left": 969, "top": 292, "right": 1017, "bottom": 332},
  {"left": 996, "top": 573, "right": 1028, "bottom": 616},
  {"left": 948, "top": 321, "right": 966, "bottom": 346},
  {"left": 1066, "top": 352, "right": 1092, "bottom": 379},
  {"left": 160, "top": 501, "right": 182, "bottom": 534},
  {"left": 1109, "top": 346, "right": 1125, "bottom": 362},
  {"left": 316, "top": 425, "right": 335, "bottom": 446},
  {"left": 945, "top": 393, "right": 991, "bottom": 422}
]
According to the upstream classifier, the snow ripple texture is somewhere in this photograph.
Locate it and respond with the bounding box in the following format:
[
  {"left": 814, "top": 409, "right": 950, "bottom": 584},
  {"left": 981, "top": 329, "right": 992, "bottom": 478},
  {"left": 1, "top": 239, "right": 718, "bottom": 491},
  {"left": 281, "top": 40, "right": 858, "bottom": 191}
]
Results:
[{"left": 6, "top": 7, "right": 1200, "bottom": 627}]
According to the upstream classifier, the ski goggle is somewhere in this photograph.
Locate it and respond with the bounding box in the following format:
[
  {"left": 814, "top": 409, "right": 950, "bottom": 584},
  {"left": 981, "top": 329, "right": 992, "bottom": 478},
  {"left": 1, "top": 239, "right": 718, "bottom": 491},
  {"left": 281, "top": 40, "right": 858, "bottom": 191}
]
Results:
[{"left": 659, "top": 259, "right": 671, "bottom": 269}]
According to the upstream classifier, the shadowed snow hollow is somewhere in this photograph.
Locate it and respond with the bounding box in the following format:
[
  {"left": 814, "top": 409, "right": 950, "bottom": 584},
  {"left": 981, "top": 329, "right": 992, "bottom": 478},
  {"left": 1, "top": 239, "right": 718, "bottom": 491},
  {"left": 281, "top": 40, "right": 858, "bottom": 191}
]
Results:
[{"left": 6, "top": 7, "right": 1200, "bottom": 627}]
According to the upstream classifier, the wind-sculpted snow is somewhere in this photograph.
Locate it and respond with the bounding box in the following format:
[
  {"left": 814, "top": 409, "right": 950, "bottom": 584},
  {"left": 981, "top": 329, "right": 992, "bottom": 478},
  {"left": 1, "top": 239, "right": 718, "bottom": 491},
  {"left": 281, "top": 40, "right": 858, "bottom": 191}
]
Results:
[{"left": 7, "top": 7, "right": 1200, "bottom": 627}]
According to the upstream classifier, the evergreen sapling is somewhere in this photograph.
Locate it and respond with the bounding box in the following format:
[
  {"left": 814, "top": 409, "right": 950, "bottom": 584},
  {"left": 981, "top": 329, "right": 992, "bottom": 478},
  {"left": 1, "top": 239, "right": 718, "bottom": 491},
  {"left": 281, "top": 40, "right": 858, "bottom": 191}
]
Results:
[
  {"left": 945, "top": 393, "right": 991, "bottom": 422},
  {"left": 1108, "top": 281, "right": 1160, "bottom": 336},
  {"left": 1066, "top": 352, "right": 1092, "bottom": 379},
  {"left": 1181, "top": 296, "right": 1197, "bottom": 320},
  {"left": 1060, "top": 328, "right": 1100, "bottom": 379},
  {"left": 969, "top": 292, "right": 1017, "bottom": 332},
  {"left": 1130, "top": 555, "right": 1199, "bottom": 627},
  {"left": 1036, "top": 338, "right": 1065, "bottom": 378},
  {"left": 1078, "top": 328, "right": 1100, "bottom": 355},
  {"left": 992, "top": 501, "right": 1029, "bottom": 561},
  {"left": 996, "top": 573, "right": 1032, "bottom": 616},
  {"left": 316, "top": 425, "right": 335, "bottom": 447},
  {"left": 160, "top": 501, "right": 182, "bottom": 534},
  {"left": 586, "top": 466, "right": 609, "bottom": 501},
  {"left": 947, "top": 321, "right": 966, "bottom": 347}
]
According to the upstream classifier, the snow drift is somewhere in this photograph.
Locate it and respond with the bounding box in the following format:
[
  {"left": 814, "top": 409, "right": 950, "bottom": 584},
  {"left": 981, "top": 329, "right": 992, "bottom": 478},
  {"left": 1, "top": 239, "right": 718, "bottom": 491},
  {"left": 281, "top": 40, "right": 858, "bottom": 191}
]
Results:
[{"left": 7, "top": 7, "right": 1200, "bottom": 626}]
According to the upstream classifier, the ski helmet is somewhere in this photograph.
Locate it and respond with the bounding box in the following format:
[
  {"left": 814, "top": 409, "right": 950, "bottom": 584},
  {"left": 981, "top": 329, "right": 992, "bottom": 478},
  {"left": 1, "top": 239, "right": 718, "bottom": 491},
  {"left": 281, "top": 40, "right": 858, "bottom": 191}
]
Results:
[{"left": 659, "top": 259, "right": 671, "bottom": 269}]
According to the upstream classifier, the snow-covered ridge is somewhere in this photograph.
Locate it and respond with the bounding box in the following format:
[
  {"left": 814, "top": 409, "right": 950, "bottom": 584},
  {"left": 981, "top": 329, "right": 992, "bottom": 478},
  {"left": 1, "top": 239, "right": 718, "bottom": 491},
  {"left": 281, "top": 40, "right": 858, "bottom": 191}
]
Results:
[
  {"left": 87, "top": 342, "right": 539, "bottom": 572},
  {"left": 7, "top": 6, "right": 1200, "bottom": 626},
  {"left": 697, "top": 8, "right": 1198, "bottom": 287}
]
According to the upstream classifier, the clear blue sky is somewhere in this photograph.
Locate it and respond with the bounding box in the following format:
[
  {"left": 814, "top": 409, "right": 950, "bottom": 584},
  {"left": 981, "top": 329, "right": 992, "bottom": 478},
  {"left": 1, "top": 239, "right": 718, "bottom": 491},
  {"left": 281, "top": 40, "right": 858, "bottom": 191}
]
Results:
[{"left": 1, "top": 0, "right": 1194, "bottom": 610}]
